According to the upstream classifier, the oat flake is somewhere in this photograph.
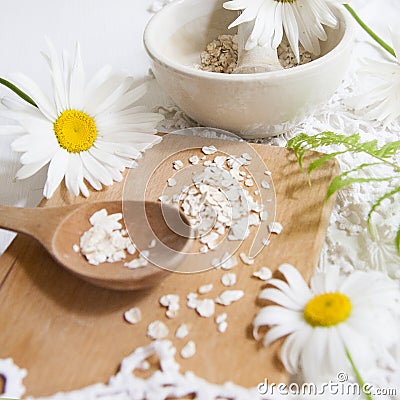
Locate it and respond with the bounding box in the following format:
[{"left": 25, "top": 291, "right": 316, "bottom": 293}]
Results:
[
  {"left": 147, "top": 320, "right": 169, "bottom": 340},
  {"left": 253, "top": 267, "right": 273, "bottom": 281},
  {"left": 175, "top": 323, "right": 190, "bottom": 339},
  {"left": 180, "top": 341, "right": 196, "bottom": 359},
  {"left": 124, "top": 307, "right": 142, "bottom": 325},
  {"left": 215, "top": 290, "right": 244, "bottom": 306}
]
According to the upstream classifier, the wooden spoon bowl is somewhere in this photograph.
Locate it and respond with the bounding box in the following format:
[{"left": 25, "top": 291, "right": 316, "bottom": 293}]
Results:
[{"left": 0, "top": 201, "right": 193, "bottom": 290}]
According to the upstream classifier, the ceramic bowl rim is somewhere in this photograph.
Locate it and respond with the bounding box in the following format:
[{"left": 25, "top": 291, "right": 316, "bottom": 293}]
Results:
[{"left": 144, "top": 0, "right": 355, "bottom": 82}]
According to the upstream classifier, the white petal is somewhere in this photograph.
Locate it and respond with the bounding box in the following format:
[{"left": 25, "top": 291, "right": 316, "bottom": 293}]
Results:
[
  {"left": 69, "top": 42, "right": 85, "bottom": 110},
  {"left": 43, "top": 148, "right": 69, "bottom": 198},
  {"left": 65, "top": 153, "right": 83, "bottom": 196},
  {"left": 80, "top": 151, "right": 113, "bottom": 186},
  {"left": 18, "top": 138, "right": 58, "bottom": 164},
  {"left": 278, "top": 264, "right": 312, "bottom": 300},
  {"left": 107, "top": 82, "right": 149, "bottom": 113},
  {"left": 282, "top": 3, "right": 300, "bottom": 62},
  {"left": 93, "top": 77, "right": 134, "bottom": 117},
  {"left": 259, "top": 288, "right": 303, "bottom": 310},
  {"left": 263, "top": 322, "right": 303, "bottom": 347},
  {"left": 300, "top": 328, "right": 328, "bottom": 382},
  {"left": 84, "top": 69, "right": 125, "bottom": 114},
  {"left": 15, "top": 158, "right": 50, "bottom": 180},
  {"left": 9, "top": 72, "right": 57, "bottom": 121},
  {"left": 89, "top": 146, "right": 130, "bottom": 170},
  {"left": 0, "top": 125, "right": 25, "bottom": 135},
  {"left": 0, "top": 108, "right": 54, "bottom": 137},
  {"left": 272, "top": 3, "right": 284, "bottom": 49},
  {"left": 44, "top": 37, "right": 68, "bottom": 113},
  {"left": 281, "top": 329, "right": 310, "bottom": 375}
]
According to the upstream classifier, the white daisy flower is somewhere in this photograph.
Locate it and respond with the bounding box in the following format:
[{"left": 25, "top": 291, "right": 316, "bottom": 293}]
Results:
[
  {"left": 350, "top": 30, "right": 400, "bottom": 126},
  {"left": 0, "top": 40, "right": 163, "bottom": 198},
  {"left": 253, "top": 264, "right": 400, "bottom": 382},
  {"left": 223, "top": 0, "right": 344, "bottom": 61}
]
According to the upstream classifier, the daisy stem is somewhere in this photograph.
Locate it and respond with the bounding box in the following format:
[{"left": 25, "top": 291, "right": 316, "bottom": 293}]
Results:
[
  {"left": 0, "top": 77, "right": 37, "bottom": 107},
  {"left": 345, "top": 348, "right": 372, "bottom": 400},
  {"left": 343, "top": 4, "right": 396, "bottom": 58}
]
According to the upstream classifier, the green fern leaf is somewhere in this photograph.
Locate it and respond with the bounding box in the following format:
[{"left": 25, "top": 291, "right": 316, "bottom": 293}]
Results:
[
  {"left": 307, "top": 151, "right": 346, "bottom": 174},
  {"left": 327, "top": 176, "right": 395, "bottom": 198},
  {"left": 375, "top": 140, "right": 400, "bottom": 158},
  {"left": 367, "top": 186, "right": 400, "bottom": 234},
  {"left": 396, "top": 228, "right": 400, "bottom": 255}
]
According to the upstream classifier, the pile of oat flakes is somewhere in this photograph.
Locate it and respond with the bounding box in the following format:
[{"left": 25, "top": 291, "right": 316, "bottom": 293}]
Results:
[{"left": 198, "top": 34, "right": 313, "bottom": 74}]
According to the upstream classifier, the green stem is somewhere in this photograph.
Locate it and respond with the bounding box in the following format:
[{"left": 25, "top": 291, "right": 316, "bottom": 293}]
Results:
[
  {"left": 0, "top": 77, "right": 37, "bottom": 107},
  {"left": 346, "top": 349, "right": 373, "bottom": 400},
  {"left": 344, "top": 4, "right": 396, "bottom": 58}
]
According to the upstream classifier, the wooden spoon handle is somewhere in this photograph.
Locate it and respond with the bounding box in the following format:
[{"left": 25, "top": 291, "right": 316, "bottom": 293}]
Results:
[{"left": 0, "top": 205, "right": 71, "bottom": 246}]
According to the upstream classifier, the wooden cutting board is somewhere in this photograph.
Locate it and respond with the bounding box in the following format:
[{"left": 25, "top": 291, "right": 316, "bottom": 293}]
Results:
[{"left": 0, "top": 135, "right": 338, "bottom": 398}]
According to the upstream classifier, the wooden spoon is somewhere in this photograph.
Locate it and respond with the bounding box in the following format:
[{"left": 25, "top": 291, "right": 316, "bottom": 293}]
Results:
[{"left": 0, "top": 201, "right": 193, "bottom": 290}]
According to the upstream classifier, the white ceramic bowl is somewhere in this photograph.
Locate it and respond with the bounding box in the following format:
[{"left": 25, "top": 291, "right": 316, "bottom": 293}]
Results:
[{"left": 144, "top": 0, "right": 355, "bottom": 138}]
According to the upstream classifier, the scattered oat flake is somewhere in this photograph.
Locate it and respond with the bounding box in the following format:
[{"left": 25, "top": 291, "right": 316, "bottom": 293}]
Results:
[
  {"left": 269, "top": 222, "right": 283, "bottom": 234},
  {"left": 141, "top": 250, "right": 150, "bottom": 258},
  {"left": 221, "top": 255, "right": 238, "bottom": 270},
  {"left": 199, "top": 245, "right": 209, "bottom": 254},
  {"left": 147, "top": 320, "right": 169, "bottom": 340},
  {"left": 189, "top": 155, "right": 199, "bottom": 165},
  {"left": 221, "top": 272, "right": 237, "bottom": 287},
  {"left": 215, "top": 290, "right": 244, "bottom": 306},
  {"left": 244, "top": 179, "right": 254, "bottom": 187},
  {"left": 158, "top": 195, "right": 169, "bottom": 203},
  {"left": 198, "top": 283, "right": 213, "bottom": 294},
  {"left": 187, "top": 292, "right": 199, "bottom": 309},
  {"left": 175, "top": 323, "right": 189, "bottom": 339},
  {"left": 264, "top": 170, "right": 272, "bottom": 176},
  {"left": 239, "top": 252, "right": 254, "bottom": 265},
  {"left": 242, "top": 153, "right": 252, "bottom": 161},
  {"left": 261, "top": 180, "right": 270, "bottom": 189},
  {"left": 253, "top": 266, "right": 272, "bottom": 281},
  {"left": 201, "top": 145, "right": 217, "bottom": 155},
  {"left": 166, "top": 309, "right": 179, "bottom": 319},
  {"left": 160, "top": 294, "right": 180, "bottom": 318},
  {"left": 262, "top": 238, "right": 270, "bottom": 246},
  {"left": 159, "top": 294, "right": 180, "bottom": 307},
  {"left": 124, "top": 257, "right": 148, "bottom": 269},
  {"left": 195, "top": 299, "right": 215, "bottom": 318},
  {"left": 173, "top": 160, "right": 184, "bottom": 170},
  {"left": 215, "top": 313, "right": 227, "bottom": 324},
  {"left": 181, "top": 341, "right": 196, "bottom": 359},
  {"left": 218, "top": 321, "right": 228, "bottom": 333},
  {"left": 167, "top": 177, "right": 177, "bottom": 187},
  {"left": 260, "top": 211, "right": 268, "bottom": 221},
  {"left": 127, "top": 244, "right": 136, "bottom": 255},
  {"left": 148, "top": 239, "right": 156, "bottom": 249},
  {"left": 73, "top": 244, "right": 79, "bottom": 253},
  {"left": 124, "top": 307, "right": 142, "bottom": 325}
]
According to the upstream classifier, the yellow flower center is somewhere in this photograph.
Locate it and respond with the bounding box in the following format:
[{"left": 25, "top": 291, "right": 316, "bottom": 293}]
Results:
[
  {"left": 304, "top": 293, "right": 352, "bottom": 327},
  {"left": 53, "top": 110, "right": 97, "bottom": 153}
]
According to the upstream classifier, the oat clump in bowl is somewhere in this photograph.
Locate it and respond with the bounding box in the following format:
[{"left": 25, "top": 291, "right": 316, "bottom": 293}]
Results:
[{"left": 198, "top": 34, "right": 313, "bottom": 74}]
